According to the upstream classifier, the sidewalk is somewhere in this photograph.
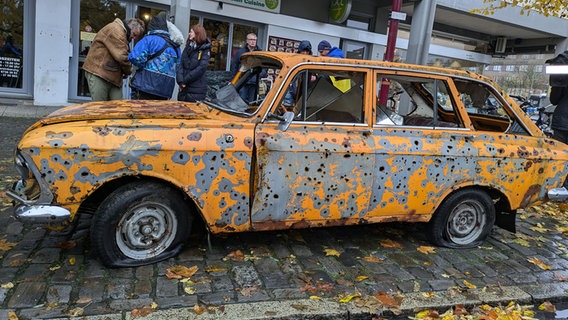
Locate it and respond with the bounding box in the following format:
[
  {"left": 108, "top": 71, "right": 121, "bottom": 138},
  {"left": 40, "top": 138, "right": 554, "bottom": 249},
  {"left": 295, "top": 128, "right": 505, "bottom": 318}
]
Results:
[{"left": 0, "top": 98, "right": 65, "bottom": 118}]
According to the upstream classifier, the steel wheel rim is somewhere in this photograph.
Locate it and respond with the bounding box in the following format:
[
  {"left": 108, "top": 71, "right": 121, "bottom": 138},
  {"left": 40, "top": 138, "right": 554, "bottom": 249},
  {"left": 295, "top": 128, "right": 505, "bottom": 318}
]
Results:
[
  {"left": 445, "top": 199, "right": 486, "bottom": 245},
  {"left": 116, "top": 201, "right": 178, "bottom": 259}
]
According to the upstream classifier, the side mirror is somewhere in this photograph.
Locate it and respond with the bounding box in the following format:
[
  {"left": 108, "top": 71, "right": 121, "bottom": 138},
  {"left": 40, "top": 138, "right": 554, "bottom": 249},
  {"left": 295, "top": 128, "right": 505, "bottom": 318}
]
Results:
[{"left": 267, "top": 111, "right": 294, "bottom": 131}]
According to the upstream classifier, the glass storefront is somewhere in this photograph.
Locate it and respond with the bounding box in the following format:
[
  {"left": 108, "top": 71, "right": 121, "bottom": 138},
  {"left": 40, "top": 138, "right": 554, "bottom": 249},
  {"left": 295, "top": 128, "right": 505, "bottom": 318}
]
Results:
[
  {"left": 0, "top": 0, "right": 24, "bottom": 89},
  {"left": 73, "top": 0, "right": 167, "bottom": 99}
]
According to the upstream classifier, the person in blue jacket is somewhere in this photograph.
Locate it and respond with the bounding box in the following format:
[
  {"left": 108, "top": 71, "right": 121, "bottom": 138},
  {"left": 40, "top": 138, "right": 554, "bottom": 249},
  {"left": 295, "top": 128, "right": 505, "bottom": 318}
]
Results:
[
  {"left": 129, "top": 12, "right": 182, "bottom": 100},
  {"left": 317, "top": 40, "right": 345, "bottom": 58},
  {"left": 176, "top": 24, "right": 211, "bottom": 102}
]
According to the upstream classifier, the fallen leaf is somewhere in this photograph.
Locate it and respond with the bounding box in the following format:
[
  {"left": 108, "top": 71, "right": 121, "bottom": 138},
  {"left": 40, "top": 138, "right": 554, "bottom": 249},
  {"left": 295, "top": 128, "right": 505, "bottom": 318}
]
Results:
[
  {"left": 355, "top": 275, "right": 368, "bottom": 282},
  {"left": 1, "top": 282, "right": 14, "bottom": 289},
  {"left": 69, "top": 257, "right": 76, "bottom": 265},
  {"left": 291, "top": 304, "right": 309, "bottom": 311},
  {"left": 553, "top": 272, "right": 567, "bottom": 282},
  {"left": 379, "top": 239, "right": 403, "bottom": 249},
  {"left": 166, "top": 265, "right": 199, "bottom": 279},
  {"left": 8, "top": 311, "right": 18, "bottom": 320},
  {"left": 557, "top": 226, "right": 568, "bottom": 233},
  {"left": 527, "top": 257, "right": 551, "bottom": 270},
  {"left": 309, "top": 295, "right": 321, "bottom": 300},
  {"left": 238, "top": 286, "right": 259, "bottom": 297},
  {"left": 462, "top": 280, "right": 477, "bottom": 289},
  {"left": 417, "top": 246, "right": 436, "bottom": 254},
  {"left": 422, "top": 292, "right": 435, "bottom": 298},
  {"left": 184, "top": 285, "right": 196, "bottom": 295},
  {"left": 204, "top": 265, "right": 227, "bottom": 273},
  {"left": 539, "top": 301, "right": 556, "bottom": 312},
  {"left": 66, "top": 307, "right": 84, "bottom": 317},
  {"left": 362, "top": 255, "right": 383, "bottom": 263},
  {"left": 224, "top": 250, "right": 245, "bottom": 261},
  {"left": 339, "top": 293, "right": 360, "bottom": 303},
  {"left": 76, "top": 297, "right": 92, "bottom": 304},
  {"left": 513, "top": 238, "right": 531, "bottom": 247},
  {"left": 193, "top": 304, "right": 206, "bottom": 315},
  {"left": 0, "top": 239, "right": 16, "bottom": 251},
  {"left": 453, "top": 304, "right": 468, "bottom": 316},
  {"left": 57, "top": 240, "right": 76, "bottom": 249},
  {"left": 530, "top": 223, "right": 548, "bottom": 233},
  {"left": 324, "top": 248, "right": 341, "bottom": 257},
  {"left": 49, "top": 265, "right": 61, "bottom": 271},
  {"left": 373, "top": 291, "right": 403, "bottom": 308}
]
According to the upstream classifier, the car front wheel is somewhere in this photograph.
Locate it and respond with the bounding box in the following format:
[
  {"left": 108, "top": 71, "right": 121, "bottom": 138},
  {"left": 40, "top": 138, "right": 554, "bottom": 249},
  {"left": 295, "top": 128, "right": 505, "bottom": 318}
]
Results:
[
  {"left": 90, "top": 181, "right": 193, "bottom": 267},
  {"left": 426, "top": 189, "right": 495, "bottom": 248}
]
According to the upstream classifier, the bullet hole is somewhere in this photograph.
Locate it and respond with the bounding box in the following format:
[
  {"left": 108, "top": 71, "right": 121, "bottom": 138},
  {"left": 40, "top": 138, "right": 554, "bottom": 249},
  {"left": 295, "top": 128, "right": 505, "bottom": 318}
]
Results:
[
  {"left": 274, "top": 194, "right": 279, "bottom": 199},
  {"left": 344, "top": 154, "right": 351, "bottom": 158},
  {"left": 379, "top": 166, "right": 385, "bottom": 172}
]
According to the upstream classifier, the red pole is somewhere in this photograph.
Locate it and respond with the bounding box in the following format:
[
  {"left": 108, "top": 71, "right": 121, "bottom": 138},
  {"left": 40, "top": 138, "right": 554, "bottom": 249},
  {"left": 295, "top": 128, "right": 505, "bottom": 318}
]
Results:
[{"left": 379, "top": 0, "right": 403, "bottom": 107}]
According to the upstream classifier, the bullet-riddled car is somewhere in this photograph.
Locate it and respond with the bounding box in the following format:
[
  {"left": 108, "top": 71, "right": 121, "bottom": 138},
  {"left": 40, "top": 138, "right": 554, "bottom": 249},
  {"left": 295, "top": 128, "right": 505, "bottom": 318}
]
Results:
[{"left": 7, "top": 52, "right": 568, "bottom": 267}]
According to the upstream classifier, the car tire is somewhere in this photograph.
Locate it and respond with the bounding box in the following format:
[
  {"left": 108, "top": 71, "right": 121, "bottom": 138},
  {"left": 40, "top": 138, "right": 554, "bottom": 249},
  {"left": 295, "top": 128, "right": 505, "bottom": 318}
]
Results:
[
  {"left": 426, "top": 188, "right": 495, "bottom": 248},
  {"left": 90, "top": 181, "right": 193, "bottom": 267}
]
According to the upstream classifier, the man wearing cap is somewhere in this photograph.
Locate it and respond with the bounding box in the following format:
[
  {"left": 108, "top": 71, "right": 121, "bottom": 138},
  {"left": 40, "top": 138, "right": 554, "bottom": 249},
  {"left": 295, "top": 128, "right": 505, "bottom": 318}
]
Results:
[{"left": 317, "top": 40, "right": 345, "bottom": 58}]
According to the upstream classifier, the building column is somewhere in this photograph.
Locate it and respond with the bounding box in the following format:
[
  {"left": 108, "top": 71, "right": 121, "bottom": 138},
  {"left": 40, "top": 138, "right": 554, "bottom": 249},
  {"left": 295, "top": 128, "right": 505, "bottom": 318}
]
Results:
[
  {"left": 34, "top": 0, "right": 71, "bottom": 105},
  {"left": 171, "top": 0, "right": 191, "bottom": 39},
  {"left": 406, "top": 0, "right": 437, "bottom": 65}
]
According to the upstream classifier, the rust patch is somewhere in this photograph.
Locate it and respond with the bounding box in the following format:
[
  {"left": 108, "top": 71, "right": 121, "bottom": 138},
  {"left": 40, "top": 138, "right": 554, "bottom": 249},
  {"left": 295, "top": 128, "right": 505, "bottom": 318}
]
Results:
[
  {"left": 520, "top": 184, "right": 540, "bottom": 208},
  {"left": 517, "top": 146, "right": 530, "bottom": 158},
  {"left": 244, "top": 137, "right": 253, "bottom": 148},
  {"left": 524, "top": 160, "right": 533, "bottom": 171}
]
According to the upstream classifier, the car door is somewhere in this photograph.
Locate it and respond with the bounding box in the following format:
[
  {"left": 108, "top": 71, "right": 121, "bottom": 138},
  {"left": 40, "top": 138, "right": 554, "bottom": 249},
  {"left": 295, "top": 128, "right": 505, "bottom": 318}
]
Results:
[{"left": 250, "top": 66, "right": 375, "bottom": 230}]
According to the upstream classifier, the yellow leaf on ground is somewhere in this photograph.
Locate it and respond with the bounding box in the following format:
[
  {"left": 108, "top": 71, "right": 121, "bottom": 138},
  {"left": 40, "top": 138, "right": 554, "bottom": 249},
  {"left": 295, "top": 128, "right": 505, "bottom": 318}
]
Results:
[
  {"left": 204, "top": 265, "right": 227, "bottom": 273},
  {"left": 539, "top": 301, "right": 556, "bottom": 312},
  {"left": 0, "top": 239, "right": 16, "bottom": 251},
  {"left": 355, "top": 276, "right": 368, "bottom": 282},
  {"left": 324, "top": 248, "right": 341, "bottom": 257},
  {"left": 527, "top": 257, "right": 551, "bottom": 270},
  {"left": 362, "top": 255, "right": 383, "bottom": 263},
  {"left": 224, "top": 250, "right": 245, "bottom": 261},
  {"left": 379, "top": 239, "right": 404, "bottom": 249},
  {"left": 1, "top": 282, "right": 14, "bottom": 289},
  {"left": 76, "top": 297, "right": 92, "bottom": 304},
  {"left": 339, "top": 293, "right": 360, "bottom": 303},
  {"left": 557, "top": 226, "right": 568, "bottom": 233},
  {"left": 462, "top": 280, "right": 477, "bottom": 289},
  {"left": 309, "top": 295, "right": 321, "bottom": 300},
  {"left": 193, "top": 304, "right": 207, "bottom": 315},
  {"left": 8, "top": 311, "right": 18, "bottom": 320},
  {"left": 49, "top": 265, "right": 61, "bottom": 271},
  {"left": 417, "top": 246, "right": 436, "bottom": 254},
  {"left": 66, "top": 307, "right": 84, "bottom": 317},
  {"left": 513, "top": 238, "right": 531, "bottom": 247},
  {"left": 422, "top": 292, "right": 436, "bottom": 298},
  {"left": 530, "top": 223, "right": 548, "bottom": 233},
  {"left": 69, "top": 257, "right": 76, "bottom": 265},
  {"left": 166, "top": 265, "right": 199, "bottom": 279}
]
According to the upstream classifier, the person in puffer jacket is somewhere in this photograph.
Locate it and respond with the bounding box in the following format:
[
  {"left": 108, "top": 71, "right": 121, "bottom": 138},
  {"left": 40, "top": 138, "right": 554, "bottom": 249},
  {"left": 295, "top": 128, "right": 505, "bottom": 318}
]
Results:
[
  {"left": 128, "top": 12, "right": 182, "bottom": 100},
  {"left": 176, "top": 24, "right": 212, "bottom": 102}
]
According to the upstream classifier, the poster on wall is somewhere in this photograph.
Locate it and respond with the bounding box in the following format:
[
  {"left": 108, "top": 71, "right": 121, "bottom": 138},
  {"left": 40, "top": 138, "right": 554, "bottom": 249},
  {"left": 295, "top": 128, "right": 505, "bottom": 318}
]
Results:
[{"left": 268, "top": 36, "right": 300, "bottom": 53}]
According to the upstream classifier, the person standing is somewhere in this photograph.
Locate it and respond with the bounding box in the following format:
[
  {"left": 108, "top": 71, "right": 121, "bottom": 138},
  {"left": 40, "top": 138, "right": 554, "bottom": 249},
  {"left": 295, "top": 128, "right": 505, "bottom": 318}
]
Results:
[
  {"left": 317, "top": 40, "right": 345, "bottom": 58},
  {"left": 129, "top": 12, "right": 183, "bottom": 100},
  {"left": 230, "top": 33, "right": 262, "bottom": 102},
  {"left": 83, "top": 18, "right": 145, "bottom": 101},
  {"left": 176, "top": 25, "right": 211, "bottom": 102}
]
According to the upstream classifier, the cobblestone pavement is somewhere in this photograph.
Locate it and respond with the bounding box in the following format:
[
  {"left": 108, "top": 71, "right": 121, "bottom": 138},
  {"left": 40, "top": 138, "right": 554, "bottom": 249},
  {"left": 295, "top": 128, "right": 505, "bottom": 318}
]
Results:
[{"left": 0, "top": 113, "right": 568, "bottom": 320}]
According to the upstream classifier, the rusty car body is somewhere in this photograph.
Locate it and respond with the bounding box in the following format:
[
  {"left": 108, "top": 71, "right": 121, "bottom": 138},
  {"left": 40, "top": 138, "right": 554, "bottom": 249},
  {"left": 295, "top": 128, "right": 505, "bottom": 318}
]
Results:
[{"left": 7, "top": 52, "right": 568, "bottom": 267}]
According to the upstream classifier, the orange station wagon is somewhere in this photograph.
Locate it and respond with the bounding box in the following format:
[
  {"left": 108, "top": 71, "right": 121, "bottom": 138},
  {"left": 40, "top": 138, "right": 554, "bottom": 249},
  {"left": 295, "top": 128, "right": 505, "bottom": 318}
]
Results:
[{"left": 7, "top": 52, "right": 568, "bottom": 267}]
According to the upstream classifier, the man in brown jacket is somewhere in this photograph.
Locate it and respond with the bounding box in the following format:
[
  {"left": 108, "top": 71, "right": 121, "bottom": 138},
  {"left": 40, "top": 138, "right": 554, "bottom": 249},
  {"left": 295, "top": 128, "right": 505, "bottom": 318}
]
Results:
[{"left": 83, "top": 18, "right": 145, "bottom": 101}]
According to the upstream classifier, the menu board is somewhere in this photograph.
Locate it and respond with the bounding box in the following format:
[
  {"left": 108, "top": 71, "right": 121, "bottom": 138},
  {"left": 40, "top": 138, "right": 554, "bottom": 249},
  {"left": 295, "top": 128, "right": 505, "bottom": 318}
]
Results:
[{"left": 268, "top": 36, "right": 300, "bottom": 53}]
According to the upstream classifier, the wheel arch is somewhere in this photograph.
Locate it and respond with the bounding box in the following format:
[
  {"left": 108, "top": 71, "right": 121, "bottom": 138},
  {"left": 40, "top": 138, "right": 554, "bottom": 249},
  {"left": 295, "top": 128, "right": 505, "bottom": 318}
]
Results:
[{"left": 77, "top": 175, "right": 207, "bottom": 230}]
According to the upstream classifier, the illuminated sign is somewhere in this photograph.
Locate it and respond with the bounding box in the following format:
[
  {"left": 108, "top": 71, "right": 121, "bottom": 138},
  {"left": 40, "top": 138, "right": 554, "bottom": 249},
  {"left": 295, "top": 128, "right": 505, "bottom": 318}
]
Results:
[{"left": 216, "top": 0, "right": 280, "bottom": 13}]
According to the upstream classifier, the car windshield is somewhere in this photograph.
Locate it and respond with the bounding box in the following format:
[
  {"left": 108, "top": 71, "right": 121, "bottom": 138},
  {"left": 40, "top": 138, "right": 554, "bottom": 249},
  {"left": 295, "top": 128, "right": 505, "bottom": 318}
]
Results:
[{"left": 203, "top": 55, "right": 282, "bottom": 117}]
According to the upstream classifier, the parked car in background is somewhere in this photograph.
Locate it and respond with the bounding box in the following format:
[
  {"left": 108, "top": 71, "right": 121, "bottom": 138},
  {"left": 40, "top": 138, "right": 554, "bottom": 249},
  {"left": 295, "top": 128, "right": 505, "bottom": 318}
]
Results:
[{"left": 7, "top": 52, "right": 568, "bottom": 267}]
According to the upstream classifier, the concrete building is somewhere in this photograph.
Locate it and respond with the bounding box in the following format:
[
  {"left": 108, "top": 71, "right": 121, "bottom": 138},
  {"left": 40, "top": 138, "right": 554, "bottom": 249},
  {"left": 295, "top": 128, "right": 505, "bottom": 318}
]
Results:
[{"left": 0, "top": 0, "right": 566, "bottom": 106}]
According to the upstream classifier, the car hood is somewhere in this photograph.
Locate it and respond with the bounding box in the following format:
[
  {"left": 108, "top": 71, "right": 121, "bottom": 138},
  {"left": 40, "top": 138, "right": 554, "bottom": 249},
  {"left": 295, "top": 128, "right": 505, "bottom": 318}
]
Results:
[{"left": 30, "top": 100, "right": 217, "bottom": 129}]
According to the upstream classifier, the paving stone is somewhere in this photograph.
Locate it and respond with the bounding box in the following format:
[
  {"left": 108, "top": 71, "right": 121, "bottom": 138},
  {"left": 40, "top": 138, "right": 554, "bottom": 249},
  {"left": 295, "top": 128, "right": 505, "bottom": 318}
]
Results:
[
  {"left": 236, "top": 288, "right": 271, "bottom": 302},
  {"left": 197, "top": 291, "right": 236, "bottom": 305},
  {"left": 0, "top": 288, "right": 8, "bottom": 305},
  {"left": 272, "top": 243, "right": 292, "bottom": 259},
  {"left": 507, "top": 272, "right": 537, "bottom": 284},
  {"left": 78, "top": 277, "right": 105, "bottom": 303},
  {"left": 107, "top": 267, "right": 135, "bottom": 279},
  {"left": 106, "top": 278, "right": 131, "bottom": 300},
  {"left": 83, "top": 260, "right": 107, "bottom": 278},
  {"left": 397, "top": 280, "right": 431, "bottom": 293},
  {"left": 428, "top": 279, "right": 457, "bottom": 291},
  {"left": 156, "top": 277, "right": 179, "bottom": 297},
  {"left": 7, "top": 281, "right": 46, "bottom": 308},
  {"left": 19, "top": 263, "right": 51, "bottom": 282},
  {"left": 133, "top": 279, "right": 153, "bottom": 298},
  {"left": 109, "top": 297, "right": 153, "bottom": 311},
  {"left": 5, "top": 222, "right": 23, "bottom": 236},
  {"left": 2, "top": 250, "right": 30, "bottom": 267},
  {"left": 51, "top": 265, "right": 79, "bottom": 283},
  {"left": 18, "top": 307, "right": 67, "bottom": 319},
  {"left": 262, "top": 272, "right": 291, "bottom": 289},
  {"left": 317, "top": 256, "right": 349, "bottom": 278},
  {"left": 0, "top": 267, "right": 18, "bottom": 283},
  {"left": 156, "top": 295, "right": 198, "bottom": 308},
  {"left": 405, "top": 266, "right": 435, "bottom": 280},
  {"left": 233, "top": 264, "right": 262, "bottom": 287},
  {"left": 210, "top": 275, "right": 235, "bottom": 291},
  {"left": 135, "top": 264, "right": 154, "bottom": 280},
  {"left": 46, "top": 284, "right": 72, "bottom": 304},
  {"left": 290, "top": 244, "right": 313, "bottom": 257},
  {"left": 271, "top": 288, "right": 307, "bottom": 300}
]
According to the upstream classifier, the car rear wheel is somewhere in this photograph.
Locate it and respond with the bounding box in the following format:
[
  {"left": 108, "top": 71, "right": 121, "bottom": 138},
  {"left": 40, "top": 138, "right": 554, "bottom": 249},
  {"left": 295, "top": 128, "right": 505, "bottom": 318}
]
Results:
[
  {"left": 426, "top": 189, "right": 495, "bottom": 248},
  {"left": 90, "top": 181, "right": 193, "bottom": 267}
]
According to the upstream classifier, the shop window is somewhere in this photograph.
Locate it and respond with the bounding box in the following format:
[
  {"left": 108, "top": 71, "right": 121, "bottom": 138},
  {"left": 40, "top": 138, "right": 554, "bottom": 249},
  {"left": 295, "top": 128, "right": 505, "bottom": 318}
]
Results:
[
  {"left": 231, "top": 25, "right": 259, "bottom": 67},
  {"left": 203, "top": 19, "right": 229, "bottom": 71},
  {"left": 0, "top": 0, "right": 24, "bottom": 89}
]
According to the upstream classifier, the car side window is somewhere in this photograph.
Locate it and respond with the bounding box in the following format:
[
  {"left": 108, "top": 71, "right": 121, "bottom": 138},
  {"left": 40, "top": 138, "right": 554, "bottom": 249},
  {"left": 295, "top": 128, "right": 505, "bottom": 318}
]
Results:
[
  {"left": 375, "top": 73, "right": 463, "bottom": 128},
  {"left": 280, "top": 69, "right": 366, "bottom": 123}
]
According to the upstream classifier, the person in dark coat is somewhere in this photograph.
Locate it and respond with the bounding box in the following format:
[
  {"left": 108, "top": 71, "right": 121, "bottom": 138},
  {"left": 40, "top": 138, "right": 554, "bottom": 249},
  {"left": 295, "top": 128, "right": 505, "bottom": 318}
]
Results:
[
  {"left": 230, "top": 33, "right": 262, "bottom": 103},
  {"left": 128, "top": 12, "right": 182, "bottom": 100},
  {"left": 176, "top": 24, "right": 211, "bottom": 102},
  {"left": 546, "top": 51, "right": 568, "bottom": 144}
]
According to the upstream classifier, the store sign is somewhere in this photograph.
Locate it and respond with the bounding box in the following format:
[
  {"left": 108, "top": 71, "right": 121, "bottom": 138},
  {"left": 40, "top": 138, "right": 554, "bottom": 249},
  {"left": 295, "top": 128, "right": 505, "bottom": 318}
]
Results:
[
  {"left": 330, "top": 0, "right": 352, "bottom": 24},
  {"left": 216, "top": 0, "right": 281, "bottom": 13}
]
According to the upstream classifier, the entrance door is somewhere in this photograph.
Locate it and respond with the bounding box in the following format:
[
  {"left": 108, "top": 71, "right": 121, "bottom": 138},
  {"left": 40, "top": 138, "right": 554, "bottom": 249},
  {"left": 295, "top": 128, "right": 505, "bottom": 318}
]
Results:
[{"left": 69, "top": 0, "right": 168, "bottom": 101}]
